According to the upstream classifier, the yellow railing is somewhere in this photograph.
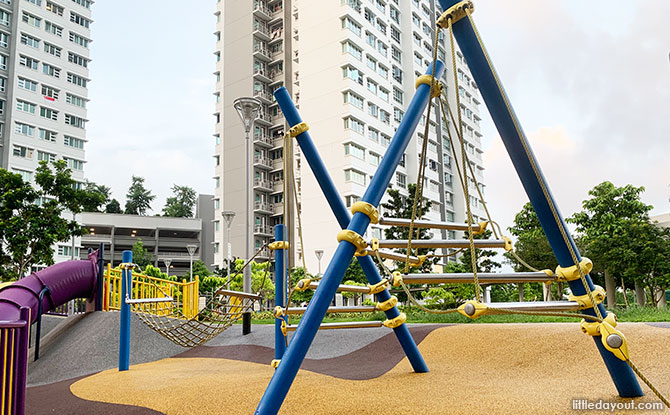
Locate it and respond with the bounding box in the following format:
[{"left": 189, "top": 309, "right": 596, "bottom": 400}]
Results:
[{"left": 103, "top": 264, "right": 200, "bottom": 319}]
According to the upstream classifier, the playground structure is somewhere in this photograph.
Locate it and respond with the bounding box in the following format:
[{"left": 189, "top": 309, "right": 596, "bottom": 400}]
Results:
[{"left": 255, "top": 1, "right": 668, "bottom": 414}]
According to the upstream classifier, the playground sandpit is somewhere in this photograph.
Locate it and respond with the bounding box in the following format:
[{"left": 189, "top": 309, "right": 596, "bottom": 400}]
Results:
[{"left": 26, "top": 322, "right": 670, "bottom": 414}]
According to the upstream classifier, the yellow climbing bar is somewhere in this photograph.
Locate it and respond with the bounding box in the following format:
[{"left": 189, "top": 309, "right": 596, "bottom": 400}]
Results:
[
  {"left": 288, "top": 122, "right": 308, "bottom": 137},
  {"left": 337, "top": 229, "right": 367, "bottom": 255},
  {"left": 457, "top": 300, "right": 488, "bottom": 319},
  {"left": 436, "top": 0, "right": 474, "bottom": 28},
  {"left": 556, "top": 258, "right": 593, "bottom": 282},
  {"left": 568, "top": 285, "right": 606, "bottom": 309},
  {"left": 383, "top": 313, "right": 406, "bottom": 329},
  {"left": 268, "top": 241, "right": 290, "bottom": 250},
  {"left": 351, "top": 201, "right": 379, "bottom": 224},
  {"left": 415, "top": 74, "right": 442, "bottom": 98},
  {"left": 581, "top": 312, "right": 618, "bottom": 336},
  {"left": 375, "top": 296, "right": 398, "bottom": 312}
]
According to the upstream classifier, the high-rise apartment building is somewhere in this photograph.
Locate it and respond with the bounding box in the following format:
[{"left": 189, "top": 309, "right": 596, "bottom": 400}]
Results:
[
  {"left": 213, "top": 0, "right": 486, "bottom": 272},
  {"left": 0, "top": 0, "right": 92, "bottom": 189}
]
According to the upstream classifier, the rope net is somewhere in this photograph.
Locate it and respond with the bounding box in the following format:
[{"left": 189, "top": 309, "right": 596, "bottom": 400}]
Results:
[{"left": 132, "top": 286, "right": 259, "bottom": 348}]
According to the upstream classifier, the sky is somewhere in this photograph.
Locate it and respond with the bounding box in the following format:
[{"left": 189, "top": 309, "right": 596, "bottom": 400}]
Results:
[{"left": 85, "top": 1, "right": 669, "bottom": 235}]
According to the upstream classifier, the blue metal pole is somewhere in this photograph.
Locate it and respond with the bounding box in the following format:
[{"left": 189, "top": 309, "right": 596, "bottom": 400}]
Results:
[
  {"left": 273, "top": 224, "right": 286, "bottom": 361},
  {"left": 436, "top": 0, "right": 641, "bottom": 397},
  {"left": 119, "top": 250, "right": 132, "bottom": 371},
  {"left": 274, "top": 86, "right": 429, "bottom": 373},
  {"left": 256, "top": 62, "right": 444, "bottom": 415}
]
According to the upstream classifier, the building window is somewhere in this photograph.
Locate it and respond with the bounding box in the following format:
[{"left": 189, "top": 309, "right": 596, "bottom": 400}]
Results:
[
  {"left": 341, "top": 16, "right": 361, "bottom": 37},
  {"left": 45, "top": 21, "right": 63, "bottom": 37},
  {"left": 66, "top": 93, "right": 86, "bottom": 108},
  {"left": 22, "top": 12, "right": 42, "bottom": 28},
  {"left": 368, "top": 127, "right": 379, "bottom": 143},
  {"left": 389, "top": 6, "right": 400, "bottom": 24},
  {"left": 69, "top": 31, "right": 90, "bottom": 48},
  {"left": 365, "top": 31, "right": 376, "bottom": 48},
  {"left": 342, "top": 91, "right": 363, "bottom": 110},
  {"left": 390, "top": 26, "right": 400, "bottom": 43},
  {"left": 392, "top": 65, "right": 402, "bottom": 83},
  {"left": 72, "top": 0, "right": 92, "bottom": 9},
  {"left": 342, "top": 65, "right": 363, "bottom": 85},
  {"left": 377, "top": 40, "right": 388, "bottom": 57},
  {"left": 343, "top": 117, "right": 364, "bottom": 134},
  {"left": 67, "top": 72, "right": 87, "bottom": 87},
  {"left": 0, "top": 10, "right": 9, "bottom": 26},
  {"left": 345, "top": 195, "right": 361, "bottom": 208},
  {"left": 393, "top": 87, "right": 404, "bottom": 104},
  {"left": 368, "top": 102, "right": 378, "bottom": 118},
  {"left": 0, "top": 32, "right": 8, "bottom": 48},
  {"left": 381, "top": 134, "right": 391, "bottom": 147},
  {"left": 65, "top": 114, "right": 86, "bottom": 128},
  {"left": 46, "top": 1, "right": 64, "bottom": 16},
  {"left": 13, "top": 145, "right": 34, "bottom": 159},
  {"left": 16, "top": 100, "right": 36, "bottom": 114},
  {"left": 0, "top": 76, "right": 4, "bottom": 92},
  {"left": 64, "top": 157, "right": 84, "bottom": 170},
  {"left": 26, "top": 0, "right": 43, "bottom": 5},
  {"left": 64, "top": 135, "right": 84, "bottom": 148},
  {"left": 19, "top": 55, "right": 39, "bottom": 70},
  {"left": 344, "top": 169, "right": 366, "bottom": 186},
  {"left": 377, "top": 64, "right": 388, "bottom": 79},
  {"left": 379, "top": 109, "right": 390, "bottom": 125},
  {"left": 37, "top": 150, "right": 56, "bottom": 162},
  {"left": 70, "top": 11, "right": 91, "bottom": 28},
  {"left": 369, "top": 152, "right": 380, "bottom": 166},
  {"left": 57, "top": 245, "right": 80, "bottom": 257},
  {"left": 366, "top": 79, "right": 377, "bottom": 94},
  {"left": 68, "top": 52, "right": 89, "bottom": 68},
  {"left": 39, "top": 128, "right": 57, "bottom": 142},
  {"left": 43, "top": 42, "right": 62, "bottom": 57},
  {"left": 393, "top": 108, "right": 403, "bottom": 122},
  {"left": 41, "top": 84, "right": 59, "bottom": 100},
  {"left": 40, "top": 106, "right": 58, "bottom": 121},
  {"left": 342, "top": 41, "right": 362, "bottom": 60},
  {"left": 20, "top": 33, "right": 40, "bottom": 49},
  {"left": 13, "top": 169, "right": 32, "bottom": 182},
  {"left": 344, "top": 142, "right": 365, "bottom": 160},
  {"left": 396, "top": 172, "right": 406, "bottom": 188},
  {"left": 42, "top": 63, "right": 60, "bottom": 78}
]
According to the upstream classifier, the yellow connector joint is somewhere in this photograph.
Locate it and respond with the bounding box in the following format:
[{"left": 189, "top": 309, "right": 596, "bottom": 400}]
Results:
[
  {"left": 280, "top": 320, "right": 288, "bottom": 337},
  {"left": 294, "top": 278, "right": 312, "bottom": 291},
  {"left": 337, "top": 229, "right": 367, "bottom": 255},
  {"left": 274, "top": 306, "right": 284, "bottom": 319},
  {"left": 351, "top": 201, "right": 379, "bottom": 224},
  {"left": 268, "top": 241, "right": 289, "bottom": 250},
  {"left": 376, "top": 296, "right": 398, "bottom": 312},
  {"left": 581, "top": 312, "right": 618, "bottom": 336},
  {"left": 383, "top": 313, "right": 406, "bottom": 329},
  {"left": 270, "top": 359, "right": 281, "bottom": 369},
  {"left": 288, "top": 122, "right": 309, "bottom": 137},
  {"left": 392, "top": 271, "right": 403, "bottom": 287},
  {"left": 599, "top": 321, "right": 630, "bottom": 361},
  {"left": 436, "top": 0, "right": 474, "bottom": 28},
  {"left": 556, "top": 258, "right": 593, "bottom": 282},
  {"left": 415, "top": 75, "right": 442, "bottom": 98},
  {"left": 472, "top": 221, "right": 489, "bottom": 236},
  {"left": 457, "top": 300, "right": 488, "bottom": 319},
  {"left": 368, "top": 279, "right": 390, "bottom": 295},
  {"left": 569, "top": 285, "right": 606, "bottom": 309}
]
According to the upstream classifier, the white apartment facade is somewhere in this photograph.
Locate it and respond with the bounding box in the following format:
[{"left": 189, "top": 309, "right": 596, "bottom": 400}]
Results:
[
  {"left": 0, "top": 0, "right": 92, "bottom": 268},
  {"left": 214, "top": 0, "right": 486, "bottom": 273}
]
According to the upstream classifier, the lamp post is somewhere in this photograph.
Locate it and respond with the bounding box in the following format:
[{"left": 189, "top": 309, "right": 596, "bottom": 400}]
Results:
[
  {"left": 314, "top": 250, "right": 324, "bottom": 276},
  {"left": 222, "top": 210, "right": 236, "bottom": 289},
  {"left": 161, "top": 258, "right": 172, "bottom": 279},
  {"left": 186, "top": 244, "right": 197, "bottom": 282},
  {"left": 233, "top": 96, "right": 261, "bottom": 336}
]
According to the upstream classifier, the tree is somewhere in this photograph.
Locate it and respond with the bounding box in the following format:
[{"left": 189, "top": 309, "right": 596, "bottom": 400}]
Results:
[
  {"left": 343, "top": 259, "right": 367, "bottom": 284},
  {"left": 505, "top": 202, "right": 556, "bottom": 271},
  {"left": 380, "top": 184, "right": 438, "bottom": 272},
  {"left": 568, "top": 182, "right": 656, "bottom": 304},
  {"left": 227, "top": 259, "right": 275, "bottom": 301},
  {"left": 82, "top": 181, "right": 111, "bottom": 212},
  {"left": 105, "top": 199, "right": 122, "bottom": 214},
  {"left": 0, "top": 161, "right": 97, "bottom": 280},
  {"left": 162, "top": 185, "right": 198, "bottom": 217},
  {"left": 124, "top": 176, "right": 155, "bottom": 215},
  {"left": 184, "top": 260, "right": 211, "bottom": 280},
  {"left": 131, "top": 238, "right": 152, "bottom": 268},
  {"left": 287, "top": 267, "right": 314, "bottom": 305},
  {"left": 459, "top": 229, "right": 502, "bottom": 273}
]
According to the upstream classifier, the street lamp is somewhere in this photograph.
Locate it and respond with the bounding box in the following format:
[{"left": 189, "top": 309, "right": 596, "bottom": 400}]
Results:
[
  {"left": 221, "top": 210, "right": 236, "bottom": 289},
  {"left": 186, "top": 244, "right": 197, "bottom": 282},
  {"left": 160, "top": 258, "right": 172, "bottom": 279},
  {"left": 314, "top": 250, "right": 324, "bottom": 276},
  {"left": 233, "top": 96, "right": 261, "bottom": 336}
]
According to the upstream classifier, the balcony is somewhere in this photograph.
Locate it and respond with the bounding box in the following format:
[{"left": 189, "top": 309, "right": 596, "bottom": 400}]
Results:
[
  {"left": 254, "top": 89, "right": 273, "bottom": 104},
  {"left": 272, "top": 179, "right": 284, "bottom": 193},
  {"left": 271, "top": 203, "right": 283, "bottom": 216},
  {"left": 254, "top": 201, "right": 273, "bottom": 213},
  {"left": 253, "top": 177, "right": 273, "bottom": 190},
  {"left": 256, "top": 247, "right": 271, "bottom": 259},
  {"left": 253, "top": 132, "right": 273, "bottom": 147},
  {"left": 256, "top": 110, "right": 272, "bottom": 125},
  {"left": 253, "top": 23, "right": 270, "bottom": 41},
  {"left": 253, "top": 2, "right": 272, "bottom": 20},
  {"left": 254, "top": 224, "right": 273, "bottom": 236},
  {"left": 253, "top": 155, "right": 273, "bottom": 169},
  {"left": 253, "top": 43, "right": 271, "bottom": 62},
  {"left": 253, "top": 67, "right": 272, "bottom": 83}
]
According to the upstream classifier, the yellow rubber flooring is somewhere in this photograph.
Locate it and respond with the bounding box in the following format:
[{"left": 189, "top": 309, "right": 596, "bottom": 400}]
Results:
[{"left": 71, "top": 323, "right": 670, "bottom": 414}]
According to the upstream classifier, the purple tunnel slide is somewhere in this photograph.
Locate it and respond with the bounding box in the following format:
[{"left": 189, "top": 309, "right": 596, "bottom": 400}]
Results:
[{"left": 0, "top": 251, "right": 99, "bottom": 415}]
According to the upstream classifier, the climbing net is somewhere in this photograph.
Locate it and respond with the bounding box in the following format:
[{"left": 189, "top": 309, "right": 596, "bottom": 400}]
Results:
[{"left": 124, "top": 247, "right": 268, "bottom": 348}]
